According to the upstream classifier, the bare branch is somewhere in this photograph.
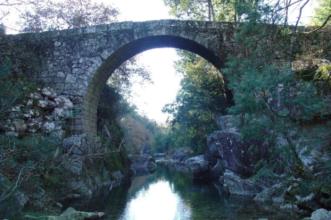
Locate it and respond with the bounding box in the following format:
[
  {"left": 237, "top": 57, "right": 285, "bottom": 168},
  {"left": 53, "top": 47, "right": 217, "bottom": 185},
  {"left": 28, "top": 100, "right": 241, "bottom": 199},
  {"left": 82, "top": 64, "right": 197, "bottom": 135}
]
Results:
[
  {"left": 304, "top": 14, "right": 331, "bottom": 34},
  {"left": 274, "top": 0, "right": 305, "bottom": 13},
  {"left": 294, "top": 0, "right": 310, "bottom": 32},
  {"left": 0, "top": 166, "right": 25, "bottom": 203}
]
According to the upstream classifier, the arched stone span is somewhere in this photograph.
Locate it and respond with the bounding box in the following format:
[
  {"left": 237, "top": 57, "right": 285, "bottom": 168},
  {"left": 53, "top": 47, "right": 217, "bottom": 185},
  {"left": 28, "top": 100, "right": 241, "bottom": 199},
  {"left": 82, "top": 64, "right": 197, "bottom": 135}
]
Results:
[
  {"left": 0, "top": 20, "right": 330, "bottom": 137},
  {"left": 7, "top": 20, "right": 235, "bottom": 136},
  {"left": 84, "top": 35, "right": 226, "bottom": 136}
]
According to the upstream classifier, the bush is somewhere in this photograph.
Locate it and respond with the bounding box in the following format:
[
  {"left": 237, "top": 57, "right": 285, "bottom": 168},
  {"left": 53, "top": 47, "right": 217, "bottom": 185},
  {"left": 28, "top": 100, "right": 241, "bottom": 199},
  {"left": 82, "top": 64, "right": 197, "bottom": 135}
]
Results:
[{"left": 0, "top": 57, "right": 36, "bottom": 120}]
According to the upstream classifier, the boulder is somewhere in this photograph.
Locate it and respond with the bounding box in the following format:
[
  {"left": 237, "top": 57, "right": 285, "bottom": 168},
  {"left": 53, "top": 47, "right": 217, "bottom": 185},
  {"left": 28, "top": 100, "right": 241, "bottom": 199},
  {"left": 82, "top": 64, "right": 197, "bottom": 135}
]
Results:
[
  {"left": 13, "top": 119, "right": 27, "bottom": 135},
  {"left": 185, "top": 155, "right": 208, "bottom": 173},
  {"left": 295, "top": 193, "right": 319, "bottom": 212},
  {"left": 62, "top": 134, "right": 87, "bottom": 155},
  {"left": 130, "top": 154, "right": 157, "bottom": 175},
  {"left": 43, "top": 122, "right": 56, "bottom": 133},
  {"left": 310, "top": 208, "right": 331, "bottom": 220},
  {"left": 206, "top": 130, "right": 253, "bottom": 176},
  {"left": 53, "top": 108, "right": 68, "bottom": 119},
  {"left": 220, "top": 170, "right": 262, "bottom": 197},
  {"left": 216, "top": 115, "right": 239, "bottom": 132},
  {"left": 210, "top": 159, "right": 225, "bottom": 180},
  {"left": 254, "top": 183, "right": 286, "bottom": 203},
  {"left": 171, "top": 147, "right": 193, "bottom": 162},
  {"left": 37, "top": 99, "right": 48, "bottom": 108},
  {"left": 185, "top": 155, "right": 210, "bottom": 180},
  {"left": 41, "top": 87, "right": 56, "bottom": 99},
  {"left": 206, "top": 117, "right": 268, "bottom": 177},
  {"left": 54, "top": 95, "right": 74, "bottom": 109}
]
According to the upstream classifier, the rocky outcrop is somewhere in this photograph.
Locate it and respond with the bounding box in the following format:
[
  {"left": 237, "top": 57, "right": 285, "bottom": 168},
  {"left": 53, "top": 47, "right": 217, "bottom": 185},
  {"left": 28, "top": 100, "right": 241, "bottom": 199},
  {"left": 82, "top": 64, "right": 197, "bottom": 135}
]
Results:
[
  {"left": 171, "top": 148, "right": 194, "bottom": 162},
  {"left": 309, "top": 208, "right": 331, "bottom": 220},
  {"left": 220, "top": 170, "right": 262, "bottom": 197},
  {"left": 130, "top": 154, "right": 157, "bottom": 175},
  {"left": 60, "top": 134, "right": 131, "bottom": 199},
  {"left": 184, "top": 155, "right": 211, "bottom": 182},
  {"left": 206, "top": 130, "right": 251, "bottom": 176},
  {"left": 206, "top": 115, "right": 268, "bottom": 177},
  {"left": 155, "top": 148, "right": 194, "bottom": 173},
  {"left": 1, "top": 87, "right": 73, "bottom": 138}
]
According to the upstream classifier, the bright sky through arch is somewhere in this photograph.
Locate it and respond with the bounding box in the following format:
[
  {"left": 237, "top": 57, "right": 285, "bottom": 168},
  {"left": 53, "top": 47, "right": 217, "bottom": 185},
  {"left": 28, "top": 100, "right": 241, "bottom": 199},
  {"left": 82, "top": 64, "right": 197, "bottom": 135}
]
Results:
[{"left": 108, "top": 0, "right": 181, "bottom": 125}]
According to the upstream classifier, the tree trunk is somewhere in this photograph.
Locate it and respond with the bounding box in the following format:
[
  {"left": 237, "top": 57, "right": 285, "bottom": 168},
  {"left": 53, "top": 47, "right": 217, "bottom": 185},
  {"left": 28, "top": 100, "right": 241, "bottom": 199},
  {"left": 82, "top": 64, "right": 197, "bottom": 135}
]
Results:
[{"left": 207, "top": 0, "right": 215, "bottom": 21}]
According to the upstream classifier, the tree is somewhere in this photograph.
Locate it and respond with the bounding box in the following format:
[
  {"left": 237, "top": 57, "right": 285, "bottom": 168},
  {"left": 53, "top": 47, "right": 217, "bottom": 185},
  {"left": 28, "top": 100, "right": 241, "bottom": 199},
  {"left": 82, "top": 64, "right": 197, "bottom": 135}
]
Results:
[
  {"left": 164, "top": 0, "right": 331, "bottom": 177},
  {"left": 19, "top": 0, "right": 118, "bottom": 32},
  {"left": 0, "top": 0, "right": 32, "bottom": 27},
  {"left": 107, "top": 58, "right": 151, "bottom": 99},
  {"left": 164, "top": 0, "right": 237, "bottom": 21},
  {"left": 163, "top": 52, "right": 227, "bottom": 153},
  {"left": 312, "top": 0, "right": 331, "bottom": 26},
  {"left": 222, "top": 1, "right": 331, "bottom": 176}
]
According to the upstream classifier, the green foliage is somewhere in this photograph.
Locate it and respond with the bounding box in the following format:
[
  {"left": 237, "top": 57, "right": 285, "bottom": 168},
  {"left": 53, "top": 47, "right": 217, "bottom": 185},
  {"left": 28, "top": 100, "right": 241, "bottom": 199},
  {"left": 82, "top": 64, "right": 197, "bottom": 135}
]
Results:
[
  {"left": 97, "top": 83, "right": 160, "bottom": 155},
  {"left": 0, "top": 59, "right": 66, "bottom": 216},
  {"left": 163, "top": 0, "right": 254, "bottom": 22},
  {"left": 20, "top": 0, "right": 119, "bottom": 32},
  {"left": 0, "top": 134, "right": 63, "bottom": 214},
  {"left": 97, "top": 85, "right": 127, "bottom": 148},
  {"left": 312, "top": 0, "right": 331, "bottom": 26},
  {"left": 222, "top": 2, "right": 331, "bottom": 176},
  {"left": 120, "top": 112, "right": 160, "bottom": 154},
  {"left": 314, "top": 64, "right": 331, "bottom": 93},
  {"left": 0, "top": 57, "right": 36, "bottom": 119},
  {"left": 162, "top": 53, "right": 227, "bottom": 153},
  {"left": 104, "top": 151, "right": 128, "bottom": 173},
  {"left": 152, "top": 127, "right": 173, "bottom": 153}
]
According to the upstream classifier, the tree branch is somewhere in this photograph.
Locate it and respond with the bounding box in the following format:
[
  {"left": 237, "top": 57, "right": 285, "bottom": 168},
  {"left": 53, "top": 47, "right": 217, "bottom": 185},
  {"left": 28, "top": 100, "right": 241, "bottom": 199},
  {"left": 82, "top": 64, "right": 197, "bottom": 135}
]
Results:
[
  {"left": 304, "top": 14, "right": 331, "bottom": 34},
  {"left": 0, "top": 166, "right": 25, "bottom": 203},
  {"left": 294, "top": 0, "right": 310, "bottom": 33}
]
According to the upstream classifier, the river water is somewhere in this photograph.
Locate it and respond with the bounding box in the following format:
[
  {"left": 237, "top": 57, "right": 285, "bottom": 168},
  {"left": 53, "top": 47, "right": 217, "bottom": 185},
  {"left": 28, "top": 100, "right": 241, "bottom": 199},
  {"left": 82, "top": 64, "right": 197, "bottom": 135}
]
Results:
[{"left": 82, "top": 168, "right": 299, "bottom": 220}]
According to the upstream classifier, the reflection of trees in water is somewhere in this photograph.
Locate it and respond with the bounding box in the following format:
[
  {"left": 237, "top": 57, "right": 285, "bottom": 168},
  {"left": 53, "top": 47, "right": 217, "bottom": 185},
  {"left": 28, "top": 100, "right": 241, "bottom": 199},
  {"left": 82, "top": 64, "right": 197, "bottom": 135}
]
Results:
[
  {"left": 79, "top": 167, "right": 298, "bottom": 220},
  {"left": 74, "top": 182, "right": 131, "bottom": 220},
  {"left": 151, "top": 167, "right": 298, "bottom": 220}
]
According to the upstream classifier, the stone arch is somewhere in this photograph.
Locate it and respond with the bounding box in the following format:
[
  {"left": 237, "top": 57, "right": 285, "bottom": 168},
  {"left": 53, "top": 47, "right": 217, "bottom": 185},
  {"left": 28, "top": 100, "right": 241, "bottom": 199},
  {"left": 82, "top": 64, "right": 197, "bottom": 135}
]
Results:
[{"left": 82, "top": 35, "right": 225, "bottom": 136}]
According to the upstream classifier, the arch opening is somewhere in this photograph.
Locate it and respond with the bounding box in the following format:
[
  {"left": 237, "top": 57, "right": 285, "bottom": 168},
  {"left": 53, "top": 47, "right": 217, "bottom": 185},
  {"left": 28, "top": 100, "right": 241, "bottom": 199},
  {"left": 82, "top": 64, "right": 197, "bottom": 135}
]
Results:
[{"left": 83, "top": 35, "right": 225, "bottom": 136}]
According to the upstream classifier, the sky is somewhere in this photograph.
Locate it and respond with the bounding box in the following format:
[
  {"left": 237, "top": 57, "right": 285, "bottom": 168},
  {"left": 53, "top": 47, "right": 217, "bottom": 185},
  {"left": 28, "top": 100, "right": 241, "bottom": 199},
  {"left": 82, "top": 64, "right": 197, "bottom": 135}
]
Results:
[
  {"left": 126, "top": 49, "right": 181, "bottom": 124},
  {"left": 109, "top": 0, "right": 180, "bottom": 124},
  {"left": 2, "top": 0, "right": 320, "bottom": 124}
]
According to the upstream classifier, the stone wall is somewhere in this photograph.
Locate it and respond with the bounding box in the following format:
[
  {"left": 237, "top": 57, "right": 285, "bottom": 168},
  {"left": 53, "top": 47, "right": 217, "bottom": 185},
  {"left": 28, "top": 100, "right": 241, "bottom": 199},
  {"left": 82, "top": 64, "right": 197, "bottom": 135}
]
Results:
[
  {"left": 1, "top": 87, "right": 73, "bottom": 139},
  {"left": 0, "top": 20, "right": 235, "bottom": 136},
  {"left": 0, "top": 20, "right": 330, "bottom": 137}
]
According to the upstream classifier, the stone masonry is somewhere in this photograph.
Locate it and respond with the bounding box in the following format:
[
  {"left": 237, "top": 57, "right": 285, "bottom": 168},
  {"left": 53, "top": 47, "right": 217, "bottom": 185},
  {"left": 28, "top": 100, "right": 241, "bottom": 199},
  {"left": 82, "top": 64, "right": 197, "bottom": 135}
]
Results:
[{"left": 0, "top": 20, "right": 330, "bottom": 137}]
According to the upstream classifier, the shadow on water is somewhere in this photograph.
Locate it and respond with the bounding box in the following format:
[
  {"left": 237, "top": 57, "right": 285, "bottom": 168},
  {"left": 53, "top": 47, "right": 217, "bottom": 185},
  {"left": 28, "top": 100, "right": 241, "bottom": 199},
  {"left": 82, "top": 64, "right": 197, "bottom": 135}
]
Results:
[{"left": 78, "top": 167, "right": 299, "bottom": 220}]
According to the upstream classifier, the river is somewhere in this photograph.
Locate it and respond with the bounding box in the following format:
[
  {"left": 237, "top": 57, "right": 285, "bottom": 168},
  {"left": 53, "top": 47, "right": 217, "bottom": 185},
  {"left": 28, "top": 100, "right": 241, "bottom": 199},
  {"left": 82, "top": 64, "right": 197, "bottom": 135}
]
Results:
[{"left": 80, "top": 167, "right": 299, "bottom": 220}]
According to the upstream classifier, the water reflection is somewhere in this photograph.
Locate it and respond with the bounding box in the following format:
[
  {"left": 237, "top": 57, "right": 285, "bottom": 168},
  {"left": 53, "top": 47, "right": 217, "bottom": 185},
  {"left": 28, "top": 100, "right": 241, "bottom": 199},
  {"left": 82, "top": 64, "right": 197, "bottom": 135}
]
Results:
[
  {"left": 79, "top": 167, "right": 299, "bottom": 220},
  {"left": 119, "top": 179, "right": 191, "bottom": 220}
]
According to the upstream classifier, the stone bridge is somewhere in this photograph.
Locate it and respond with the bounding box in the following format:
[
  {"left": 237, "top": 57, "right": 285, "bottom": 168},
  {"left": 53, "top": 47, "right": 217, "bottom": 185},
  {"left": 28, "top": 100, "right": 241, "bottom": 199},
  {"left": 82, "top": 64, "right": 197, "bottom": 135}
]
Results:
[{"left": 0, "top": 20, "right": 329, "bottom": 137}]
